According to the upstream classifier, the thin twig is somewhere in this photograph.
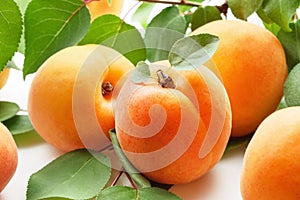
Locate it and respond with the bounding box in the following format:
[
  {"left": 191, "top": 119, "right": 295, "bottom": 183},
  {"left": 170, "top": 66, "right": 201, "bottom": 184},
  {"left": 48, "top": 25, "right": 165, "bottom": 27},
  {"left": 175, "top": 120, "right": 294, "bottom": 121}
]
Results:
[
  {"left": 135, "top": 0, "right": 203, "bottom": 6},
  {"left": 111, "top": 169, "right": 124, "bottom": 186}
]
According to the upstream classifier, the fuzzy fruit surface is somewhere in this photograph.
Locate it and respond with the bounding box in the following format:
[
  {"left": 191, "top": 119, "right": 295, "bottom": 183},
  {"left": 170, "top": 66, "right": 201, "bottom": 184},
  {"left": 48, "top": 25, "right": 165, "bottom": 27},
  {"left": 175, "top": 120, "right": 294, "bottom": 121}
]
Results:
[
  {"left": 114, "top": 62, "right": 232, "bottom": 184},
  {"left": 193, "top": 20, "right": 288, "bottom": 137},
  {"left": 28, "top": 44, "right": 134, "bottom": 152},
  {"left": 0, "top": 122, "right": 18, "bottom": 192},
  {"left": 240, "top": 107, "right": 300, "bottom": 200}
]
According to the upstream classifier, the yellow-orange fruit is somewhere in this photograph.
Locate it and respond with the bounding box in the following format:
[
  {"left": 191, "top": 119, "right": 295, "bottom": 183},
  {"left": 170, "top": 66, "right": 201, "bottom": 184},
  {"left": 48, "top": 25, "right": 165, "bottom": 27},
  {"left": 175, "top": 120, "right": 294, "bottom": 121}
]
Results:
[
  {"left": 240, "top": 107, "right": 300, "bottom": 200},
  {"left": 192, "top": 20, "right": 288, "bottom": 137},
  {"left": 115, "top": 62, "right": 232, "bottom": 184},
  {"left": 0, "top": 122, "right": 18, "bottom": 192},
  {"left": 0, "top": 68, "right": 10, "bottom": 89},
  {"left": 28, "top": 45, "right": 134, "bottom": 152},
  {"left": 86, "top": 0, "right": 124, "bottom": 21}
]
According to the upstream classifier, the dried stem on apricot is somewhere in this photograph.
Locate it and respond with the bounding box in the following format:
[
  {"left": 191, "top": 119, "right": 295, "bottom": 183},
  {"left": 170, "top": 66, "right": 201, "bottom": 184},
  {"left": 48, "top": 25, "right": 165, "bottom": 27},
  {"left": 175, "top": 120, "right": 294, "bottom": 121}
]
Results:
[
  {"left": 102, "top": 81, "right": 114, "bottom": 96},
  {"left": 156, "top": 69, "right": 176, "bottom": 89}
]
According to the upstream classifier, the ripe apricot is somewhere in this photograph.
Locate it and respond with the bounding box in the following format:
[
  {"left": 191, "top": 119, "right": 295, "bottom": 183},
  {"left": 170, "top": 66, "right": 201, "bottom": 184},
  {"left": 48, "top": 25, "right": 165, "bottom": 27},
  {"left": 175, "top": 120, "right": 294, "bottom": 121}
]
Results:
[
  {"left": 240, "top": 107, "right": 300, "bottom": 200},
  {"left": 114, "top": 62, "right": 232, "bottom": 184},
  {"left": 28, "top": 44, "right": 134, "bottom": 152},
  {"left": 86, "top": 0, "right": 124, "bottom": 21},
  {"left": 0, "top": 122, "right": 18, "bottom": 192},
  {"left": 192, "top": 20, "right": 288, "bottom": 137},
  {"left": 0, "top": 68, "right": 10, "bottom": 89}
]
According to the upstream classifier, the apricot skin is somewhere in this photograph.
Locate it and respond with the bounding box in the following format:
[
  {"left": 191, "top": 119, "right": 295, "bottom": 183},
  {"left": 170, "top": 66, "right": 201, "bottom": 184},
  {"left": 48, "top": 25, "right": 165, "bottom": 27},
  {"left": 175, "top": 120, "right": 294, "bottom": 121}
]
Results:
[
  {"left": 240, "top": 107, "right": 300, "bottom": 200},
  {"left": 0, "top": 122, "right": 18, "bottom": 192},
  {"left": 192, "top": 20, "right": 288, "bottom": 137}
]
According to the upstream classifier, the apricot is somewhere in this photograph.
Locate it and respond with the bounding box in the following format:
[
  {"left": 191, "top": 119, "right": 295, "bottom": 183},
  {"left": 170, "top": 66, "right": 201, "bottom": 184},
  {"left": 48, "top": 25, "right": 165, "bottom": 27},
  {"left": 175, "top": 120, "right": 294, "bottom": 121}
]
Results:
[
  {"left": 0, "top": 122, "right": 18, "bottom": 192},
  {"left": 28, "top": 44, "right": 134, "bottom": 152},
  {"left": 114, "top": 61, "right": 232, "bottom": 184},
  {"left": 86, "top": 0, "right": 124, "bottom": 21},
  {"left": 0, "top": 68, "right": 10, "bottom": 89},
  {"left": 192, "top": 20, "right": 288, "bottom": 137},
  {"left": 240, "top": 107, "right": 300, "bottom": 200}
]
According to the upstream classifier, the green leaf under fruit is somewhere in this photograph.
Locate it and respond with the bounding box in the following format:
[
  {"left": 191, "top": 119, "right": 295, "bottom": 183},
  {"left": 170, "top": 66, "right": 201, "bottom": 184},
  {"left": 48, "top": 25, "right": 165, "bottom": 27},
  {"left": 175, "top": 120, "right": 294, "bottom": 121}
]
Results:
[
  {"left": 131, "top": 61, "right": 151, "bottom": 84},
  {"left": 169, "top": 34, "right": 219, "bottom": 70},
  {"left": 79, "top": 14, "right": 146, "bottom": 65},
  {"left": 261, "top": 0, "right": 299, "bottom": 31},
  {"left": 191, "top": 6, "right": 221, "bottom": 31},
  {"left": 3, "top": 115, "right": 34, "bottom": 135},
  {"left": 144, "top": 6, "right": 187, "bottom": 62},
  {"left": 23, "top": 0, "right": 90, "bottom": 77},
  {"left": 97, "top": 186, "right": 182, "bottom": 200},
  {"left": 0, "top": 101, "right": 20, "bottom": 122},
  {"left": 228, "top": 0, "right": 263, "bottom": 20},
  {"left": 225, "top": 134, "right": 253, "bottom": 152},
  {"left": 284, "top": 63, "right": 300, "bottom": 107},
  {"left": 109, "top": 129, "right": 151, "bottom": 189},
  {"left": 26, "top": 149, "right": 111, "bottom": 200},
  {"left": 0, "top": 0, "right": 22, "bottom": 71},
  {"left": 277, "top": 21, "right": 300, "bottom": 70}
]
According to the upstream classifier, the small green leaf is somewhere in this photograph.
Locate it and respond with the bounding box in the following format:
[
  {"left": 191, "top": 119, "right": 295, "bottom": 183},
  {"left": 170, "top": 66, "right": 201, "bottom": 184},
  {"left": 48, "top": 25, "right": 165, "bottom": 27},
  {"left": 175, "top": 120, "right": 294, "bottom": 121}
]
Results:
[
  {"left": 261, "top": 0, "right": 299, "bottom": 31},
  {"left": 277, "top": 96, "right": 288, "bottom": 110},
  {"left": 3, "top": 115, "right": 34, "bottom": 135},
  {"left": 0, "top": 101, "right": 20, "bottom": 122},
  {"left": 131, "top": 2, "right": 155, "bottom": 28},
  {"left": 228, "top": 0, "right": 263, "bottom": 20},
  {"left": 109, "top": 129, "right": 151, "bottom": 189},
  {"left": 263, "top": 22, "right": 281, "bottom": 36},
  {"left": 79, "top": 14, "right": 146, "bottom": 65},
  {"left": 26, "top": 149, "right": 111, "bottom": 200},
  {"left": 97, "top": 186, "right": 182, "bottom": 200},
  {"left": 284, "top": 63, "right": 300, "bottom": 107},
  {"left": 277, "top": 21, "right": 300, "bottom": 69},
  {"left": 225, "top": 134, "right": 253, "bottom": 152},
  {"left": 144, "top": 6, "right": 187, "bottom": 62},
  {"left": 23, "top": 0, "right": 90, "bottom": 77},
  {"left": 191, "top": 6, "right": 222, "bottom": 31},
  {"left": 131, "top": 61, "right": 151, "bottom": 84},
  {"left": 169, "top": 34, "right": 219, "bottom": 70},
  {"left": 138, "top": 187, "right": 182, "bottom": 200},
  {"left": 97, "top": 186, "right": 137, "bottom": 200},
  {"left": 0, "top": 0, "right": 22, "bottom": 71}
]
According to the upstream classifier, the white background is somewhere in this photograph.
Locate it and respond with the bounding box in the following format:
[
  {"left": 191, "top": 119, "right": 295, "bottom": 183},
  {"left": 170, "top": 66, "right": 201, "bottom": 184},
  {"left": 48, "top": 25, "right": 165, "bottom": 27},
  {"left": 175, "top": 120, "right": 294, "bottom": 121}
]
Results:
[{"left": 0, "top": 0, "right": 251, "bottom": 199}]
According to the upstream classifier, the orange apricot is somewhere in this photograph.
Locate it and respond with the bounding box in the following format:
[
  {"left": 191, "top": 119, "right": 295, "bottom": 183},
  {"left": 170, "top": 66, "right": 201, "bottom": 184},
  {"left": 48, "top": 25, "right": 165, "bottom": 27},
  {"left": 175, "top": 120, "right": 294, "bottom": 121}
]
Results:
[
  {"left": 192, "top": 20, "right": 288, "bottom": 137},
  {"left": 240, "top": 107, "right": 300, "bottom": 200},
  {"left": 86, "top": 0, "right": 124, "bottom": 21},
  {"left": 0, "top": 68, "right": 10, "bottom": 89},
  {"left": 28, "top": 44, "right": 134, "bottom": 152},
  {"left": 114, "top": 61, "right": 232, "bottom": 184},
  {"left": 0, "top": 122, "right": 18, "bottom": 192}
]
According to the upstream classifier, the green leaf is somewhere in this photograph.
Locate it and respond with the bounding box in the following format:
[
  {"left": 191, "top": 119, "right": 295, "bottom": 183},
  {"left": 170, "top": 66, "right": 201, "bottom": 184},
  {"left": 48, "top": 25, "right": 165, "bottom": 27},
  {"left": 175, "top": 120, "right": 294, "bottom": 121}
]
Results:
[
  {"left": 0, "top": 101, "right": 20, "bottom": 122},
  {"left": 23, "top": 0, "right": 90, "bottom": 77},
  {"left": 131, "top": 61, "right": 151, "bottom": 84},
  {"left": 0, "top": 0, "right": 22, "bottom": 71},
  {"left": 97, "top": 186, "right": 136, "bottom": 200},
  {"left": 284, "top": 63, "right": 300, "bottom": 106},
  {"left": 191, "top": 6, "right": 222, "bottom": 31},
  {"left": 79, "top": 14, "right": 146, "bottom": 65},
  {"left": 261, "top": 0, "right": 299, "bottom": 31},
  {"left": 228, "top": 0, "right": 263, "bottom": 20},
  {"left": 109, "top": 129, "right": 151, "bottom": 189},
  {"left": 131, "top": 2, "right": 155, "bottom": 28},
  {"left": 3, "top": 115, "right": 34, "bottom": 135},
  {"left": 144, "top": 6, "right": 187, "bottom": 62},
  {"left": 97, "top": 186, "right": 182, "bottom": 200},
  {"left": 14, "top": 0, "right": 32, "bottom": 54},
  {"left": 225, "top": 134, "right": 253, "bottom": 152},
  {"left": 26, "top": 149, "right": 111, "bottom": 200},
  {"left": 277, "top": 96, "right": 288, "bottom": 110},
  {"left": 138, "top": 187, "right": 182, "bottom": 200},
  {"left": 169, "top": 34, "right": 219, "bottom": 70},
  {"left": 277, "top": 21, "right": 300, "bottom": 69},
  {"left": 263, "top": 22, "right": 281, "bottom": 36}
]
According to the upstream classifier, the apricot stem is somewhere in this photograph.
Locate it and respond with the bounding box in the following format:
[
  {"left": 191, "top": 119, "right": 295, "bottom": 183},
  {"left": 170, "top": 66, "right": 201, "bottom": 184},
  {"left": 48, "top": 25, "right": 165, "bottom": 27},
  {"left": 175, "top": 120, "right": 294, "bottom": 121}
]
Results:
[
  {"left": 156, "top": 69, "right": 176, "bottom": 89},
  {"left": 102, "top": 81, "right": 114, "bottom": 96}
]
